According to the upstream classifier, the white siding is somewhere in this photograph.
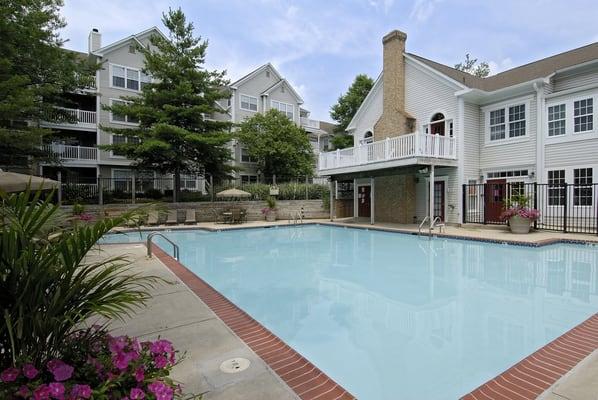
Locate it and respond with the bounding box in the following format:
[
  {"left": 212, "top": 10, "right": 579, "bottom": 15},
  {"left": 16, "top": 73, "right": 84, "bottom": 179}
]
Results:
[
  {"left": 545, "top": 140, "right": 598, "bottom": 168},
  {"left": 554, "top": 69, "right": 598, "bottom": 92},
  {"left": 350, "top": 80, "right": 383, "bottom": 145},
  {"left": 463, "top": 102, "right": 480, "bottom": 180}
]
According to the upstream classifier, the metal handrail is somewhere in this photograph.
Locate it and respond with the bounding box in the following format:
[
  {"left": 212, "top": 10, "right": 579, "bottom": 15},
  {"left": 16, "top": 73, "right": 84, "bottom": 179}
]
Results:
[
  {"left": 147, "top": 232, "right": 180, "bottom": 260},
  {"left": 431, "top": 216, "right": 445, "bottom": 233},
  {"left": 418, "top": 216, "right": 430, "bottom": 235}
]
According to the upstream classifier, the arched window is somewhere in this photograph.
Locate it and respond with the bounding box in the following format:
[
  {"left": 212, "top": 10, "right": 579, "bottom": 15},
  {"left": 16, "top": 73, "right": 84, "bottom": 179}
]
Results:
[
  {"left": 361, "top": 131, "right": 373, "bottom": 144},
  {"left": 431, "top": 112, "right": 445, "bottom": 122},
  {"left": 429, "top": 113, "right": 446, "bottom": 136}
]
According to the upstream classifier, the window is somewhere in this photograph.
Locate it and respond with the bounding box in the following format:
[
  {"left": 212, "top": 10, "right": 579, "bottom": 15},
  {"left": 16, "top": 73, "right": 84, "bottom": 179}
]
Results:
[
  {"left": 181, "top": 175, "right": 199, "bottom": 191},
  {"left": 574, "top": 168, "right": 593, "bottom": 206},
  {"left": 111, "top": 64, "right": 145, "bottom": 91},
  {"left": 510, "top": 182, "right": 525, "bottom": 198},
  {"left": 548, "top": 104, "right": 566, "bottom": 136},
  {"left": 271, "top": 100, "right": 294, "bottom": 119},
  {"left": 241, "top": 175, "right": 258, "bottom": 184},
  {"left": 487, "top": 170, "right": 529, "bottom": 179},
  {"left": 112, "top": 66, "right": 125, "bottom": 88},
  {"left": 508, "top": 104, "right": 526, "bottom": 137},
  {"left": 113, "top": 169, "right": 133, "bottom": 191},
  {"left": 574, "top": 98, "right": 593, "bottom": 133},
  {"left": 489, "top": 109, "right": 506, "bottom": 140},
  {"left": 140, "top": 72, "right": 151, "bottom": 90},
  {"left": 126, "top": 68, "right": 139, "bottom": 90},
  {"left": 110, "top": 99, "right": 138, "bottom": 124},
  {"left": 548, "top": 170, "right": 565, "bottom": 206},
  {"left": 241, "top": 148, "right": 255, "bottom": 163},
  {"left": 240, "top": 95, "right": 258, "bottom": 111},
  {"left": 111, "top": 134, "right": 139, "bottom": 157}
]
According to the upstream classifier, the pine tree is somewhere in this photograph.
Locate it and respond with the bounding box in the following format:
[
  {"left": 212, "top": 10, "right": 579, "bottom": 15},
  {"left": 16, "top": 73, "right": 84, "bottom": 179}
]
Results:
[
  {"left": 101, "top": 8, "right": 234, "bottom": 201},
  {"left": 0, "top": 0, "right": 97, "bottom": 168}
]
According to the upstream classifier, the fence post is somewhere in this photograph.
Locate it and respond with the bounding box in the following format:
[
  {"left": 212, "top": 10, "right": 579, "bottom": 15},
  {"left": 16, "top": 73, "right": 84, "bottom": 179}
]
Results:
[
  {"left": 210, "top": 175, "right": 214, "bottom": 203},
  {"left": 462, "top": 184, "right": 466, "bottom": 224},
  {"left": 305, "top": 175, "right": 309, "bottom": 200},
  {"left": 57, "top": 171, "right": 62, "bottom": 205},
  {"left": 563, "top": 183, "right": 568, "bottom": 233},
  {"left": 533, "top": 182, "right": 538, "bottom": 230},
  {"left": 131, "top": 174, "right": 136, "bottom": 204},
  {"left": 98, "top": 175, "right": 103, "bottom": 205},
  {"left": 273, "top": 174, "right": 276, "bottom": 186}
]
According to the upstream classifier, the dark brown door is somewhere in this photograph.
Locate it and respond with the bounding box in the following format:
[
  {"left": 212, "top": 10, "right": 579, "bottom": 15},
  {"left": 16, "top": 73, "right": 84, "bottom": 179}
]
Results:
[
  {"left": 485, "top": 179, "right": 507, "bottom": 223},
  {"left": 434, "top": 181, "right": 445, "bottom": 221},
  {"left": 358, "top": 186, "right": 371, "bottom": 218}
]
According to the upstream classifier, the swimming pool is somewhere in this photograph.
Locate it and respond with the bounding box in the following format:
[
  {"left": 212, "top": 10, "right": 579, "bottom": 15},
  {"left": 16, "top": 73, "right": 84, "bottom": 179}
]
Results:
[{"left": 103, "top": 225, "right": 598, "bottom": 399}]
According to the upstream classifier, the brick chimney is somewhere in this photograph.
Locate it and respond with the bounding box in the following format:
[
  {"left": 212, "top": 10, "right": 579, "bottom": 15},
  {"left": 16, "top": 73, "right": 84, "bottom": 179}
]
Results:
[
  {"left": 88, "top": 28, "right": 102, "bottom": 53},
  {"left": 374, "top": 29, "right": 413, "bottom": 141}
]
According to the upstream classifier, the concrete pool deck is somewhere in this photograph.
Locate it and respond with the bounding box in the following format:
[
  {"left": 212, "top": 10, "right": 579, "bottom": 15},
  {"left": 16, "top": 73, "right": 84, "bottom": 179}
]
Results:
[{"left": 87, "top": 244, "right": 299, "bottom": 400}]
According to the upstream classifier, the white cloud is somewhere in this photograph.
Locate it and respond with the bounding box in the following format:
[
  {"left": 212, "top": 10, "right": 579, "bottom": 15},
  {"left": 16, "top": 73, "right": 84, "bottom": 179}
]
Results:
[
  {"left": 409, "top": 0, "right": 442, "bottom": 23},
  {"left": 488, "top": 57, "right": 514, "bottom": 75}
]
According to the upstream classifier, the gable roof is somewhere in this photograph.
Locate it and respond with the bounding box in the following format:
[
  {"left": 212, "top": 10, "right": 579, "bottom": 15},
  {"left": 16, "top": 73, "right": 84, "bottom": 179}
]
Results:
[
  {"left": 92, "top": 26, "right": 168, "bottom": 57},
  {"left": 230, "top": 63, "right": 282, "bottom": 88},
  {"left": 409, "top": 41, "right": 598, "bottom": 92},
  {"left": 261, "top": 78, "right": 304, "bottom": 103}
]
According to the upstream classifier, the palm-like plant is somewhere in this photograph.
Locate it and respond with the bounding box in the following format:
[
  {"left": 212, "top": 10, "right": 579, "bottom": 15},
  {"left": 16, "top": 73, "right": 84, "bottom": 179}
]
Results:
[{"left": 0, "top": 188, "right": 155, "bottom": 368}]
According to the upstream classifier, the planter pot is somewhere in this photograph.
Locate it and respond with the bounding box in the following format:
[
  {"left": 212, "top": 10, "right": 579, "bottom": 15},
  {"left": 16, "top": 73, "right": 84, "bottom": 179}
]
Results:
[
  {"left": 265, "top": 212, "right": 276, "bottom": 222},
  {"left": 509, "top": 215, "right": 532, "bottom": 234}
]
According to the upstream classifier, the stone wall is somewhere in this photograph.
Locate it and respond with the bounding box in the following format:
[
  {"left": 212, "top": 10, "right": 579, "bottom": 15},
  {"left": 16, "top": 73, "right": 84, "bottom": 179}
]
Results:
[
  {"left": 374, "top": 175, "right": 417, "bottom": 223},
  {"left": 61, "top": 200, "right": 327, "bottom": 223}
]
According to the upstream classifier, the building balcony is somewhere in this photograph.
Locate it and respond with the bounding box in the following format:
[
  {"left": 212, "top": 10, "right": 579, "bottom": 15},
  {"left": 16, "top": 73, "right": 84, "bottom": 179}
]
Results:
[
  {"left": 43, "top": 144, "right": 98, "bottom": 164},
  {"left": 318, "top": 132, "right": 457, "bottom": 175},
  {"left": 300, "top": 117, "right": 320, "bottom": 130},
  {"left": 41, "top": 107, "right": 97, "bottom": 130}
]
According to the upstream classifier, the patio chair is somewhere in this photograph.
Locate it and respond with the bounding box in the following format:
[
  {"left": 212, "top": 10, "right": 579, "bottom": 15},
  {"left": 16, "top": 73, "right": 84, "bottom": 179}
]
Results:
[
  {"left": 166, "top": 209, "right": 178, "bottom": 225},
  {"left": 185, "top": 209, "right": 197, "bottom": 225},
  {"left": 221, "top": 209, "right": 233, "bottom": 224},
  {"left": 147, "top": 211, "right": 160, "bottom": 225},
  {"left": 231, "top": 208, "right": 242, "bottom": 224}
]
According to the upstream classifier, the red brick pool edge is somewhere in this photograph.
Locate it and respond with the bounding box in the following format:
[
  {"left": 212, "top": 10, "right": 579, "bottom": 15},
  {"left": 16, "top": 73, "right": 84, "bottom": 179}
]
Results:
[
  {"left": 151, "top": 245, "right": 356, "bottom": 400},
  {"left": 462, "top": 313, "right": 598, "bottom": 400}
]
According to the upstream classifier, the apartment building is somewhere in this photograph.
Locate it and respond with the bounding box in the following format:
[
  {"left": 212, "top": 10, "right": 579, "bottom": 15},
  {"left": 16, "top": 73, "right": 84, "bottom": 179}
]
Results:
[
  {"left": 39, "top": 28, "right": 330, "bottom": 187},
  {"left": 319, "top": 29, "right": 598, "bottom": 228}
]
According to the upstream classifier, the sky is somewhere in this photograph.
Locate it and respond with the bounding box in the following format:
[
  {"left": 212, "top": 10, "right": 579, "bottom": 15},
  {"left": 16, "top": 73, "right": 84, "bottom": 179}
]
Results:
[{"left": 60, "top": 0, "right": 598, "bottom": 122}]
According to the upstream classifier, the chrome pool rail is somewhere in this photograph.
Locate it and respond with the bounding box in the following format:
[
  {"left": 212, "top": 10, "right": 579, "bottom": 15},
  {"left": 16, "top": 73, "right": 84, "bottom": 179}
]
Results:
[
  {"left": 418, "top": 216, "right": 430, "bottom": 235},
  {"left": 147, "top": 231, "right": 180, "bottom": 260}
]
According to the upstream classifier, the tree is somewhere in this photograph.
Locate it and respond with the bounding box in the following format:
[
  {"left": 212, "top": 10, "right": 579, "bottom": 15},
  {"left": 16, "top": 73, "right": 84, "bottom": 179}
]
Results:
[
  {"left": 0, "top": 0, "right": 97, "bottom": 168},
  {"left": 454, "top": 54, "right": 490, "bottom": 77},
  {"left": 330, "top": 74, "right": 374, "bottom": 133},
  {"left": 101, "top": 8, "right": 233, "bottom": 201},
  {"left": 330, "top": 134, "right": 354, "bottom": 150},
  {"left": 237, "top": 109, "right": 315, "bottom": 177}
]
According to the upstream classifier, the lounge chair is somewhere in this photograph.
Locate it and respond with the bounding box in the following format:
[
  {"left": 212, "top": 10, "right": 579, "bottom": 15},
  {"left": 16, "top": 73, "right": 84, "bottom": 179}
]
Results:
[
  {"left": 147, "top": 211, "right": 159, "bottom": 226},
  {"left": 185, "top": 209, "right": 196, "bottom": 225},
  {"left": 231, "top": 208, "right": 242, "bottom": 224},
  {"left": 166, "top": 210, "right": 178, "bottom": 225}
]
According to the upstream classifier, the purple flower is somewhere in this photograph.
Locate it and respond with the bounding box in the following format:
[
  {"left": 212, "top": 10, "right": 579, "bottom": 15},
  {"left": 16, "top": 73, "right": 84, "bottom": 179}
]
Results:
[
  {"left": 147, "top": 381, "right": 174, "bottom": 400},
  {"left": 23, "top": 363, "right": 39, "bottom": 379},
  {"left": 15, "top": 385, "right": 30, "bottom": 398},
  {"left": 46, "top": 360, "right": 74, "bottom": 382},
  {"left": 130, "top": 388, "right": 145, "bottom": 400},
  {"left": 33, "top": 384, "right": 51, "bottom": 400},
  {"left": 112, "top": 351, "right": 131, "bottom": 371},
  {"left": 48, "top": 382, "right": 65, "bottom": 399},
  {"left": 0, "top": 367, "right": 20, "bottom": 382},
  {"left": 150, "top": 339, "right": 174, "bottom": 355},
  {"left": 134, "top": 367, "right": 145, "bottom": 383},
  {"left": 71, "top": 384, "right": 92, "bottom": 399},
  {"left": 108, "top": 336, "right": 128, "bottom": 354},
  {"left": 153, "top": 355, "right": 168, "bottom": 369}
]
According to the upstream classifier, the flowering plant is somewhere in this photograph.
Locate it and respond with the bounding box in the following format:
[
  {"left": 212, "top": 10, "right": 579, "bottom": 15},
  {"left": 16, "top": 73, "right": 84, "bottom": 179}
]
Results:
[
  {"left": 0, "top": 328, "right": 194, "bottom": 400},
  {"left": 500, "top": 195, "right": 540, "bottom": 221},
  {"left": 77, "top": 213, "right": 94, "bottom": 222},
  {"left": 261, "top": 196, "right": 277, "bottom": 216}
]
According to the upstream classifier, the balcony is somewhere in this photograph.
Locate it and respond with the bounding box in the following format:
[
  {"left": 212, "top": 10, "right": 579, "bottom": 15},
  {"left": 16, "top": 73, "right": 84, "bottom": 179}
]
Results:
[
  {"left": 300, "top": 117, "right": 320, "bottom": 130},
  {"left": 318, "top": 132, "right": 457, "bottom": 175},
  {"left": 42, "top": 107, "right": 97, "bottom": 130},
  {"left": 43, "top": 144, "right": 98, "bottom": 163}
]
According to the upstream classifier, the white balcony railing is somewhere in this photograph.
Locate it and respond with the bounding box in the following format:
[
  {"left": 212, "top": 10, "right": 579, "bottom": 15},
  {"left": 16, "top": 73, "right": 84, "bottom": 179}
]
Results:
[
  {"left": 318, "top": 132, "right": 457, "bottom": 171},
  {"left": 44, "top": 107, "right": 96, "bottom": 126},
  {"left": 300, "top": 117, "right": 320, "bottom": 129},
  {"left": 43, "top": 144, "right": 98, "bottom": 161}
]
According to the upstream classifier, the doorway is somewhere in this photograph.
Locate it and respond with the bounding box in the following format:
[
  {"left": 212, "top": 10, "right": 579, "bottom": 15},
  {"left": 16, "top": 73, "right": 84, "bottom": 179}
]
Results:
[
  {"left": 358, "top": 185, "right": 371, "bottom": 218},
  {"left": 434, "top": 181, "right": 446, "bottom": 221},
  {"left": 484, "top": 179, "right": 507, "bottom": 223}
]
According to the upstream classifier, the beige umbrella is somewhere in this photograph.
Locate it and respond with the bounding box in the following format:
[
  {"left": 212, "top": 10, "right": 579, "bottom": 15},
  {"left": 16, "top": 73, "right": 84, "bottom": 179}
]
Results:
[
  {"left": 216, "top": 188, "right": 252, "bottom": 199},
  {"left": 0, "top": 170, "right": 60, "bottom": 193}
]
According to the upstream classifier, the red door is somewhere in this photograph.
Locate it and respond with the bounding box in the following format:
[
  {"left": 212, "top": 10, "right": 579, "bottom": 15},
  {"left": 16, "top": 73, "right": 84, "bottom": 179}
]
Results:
[
  {"left": 485, "top": 179, "right": 507, "bottom": 223},
  {"left": 358, "top": 186, "right": 371, "bottom": 218},
  {"left": 434, "top": 181, "right": 445, "bottom": 221}
]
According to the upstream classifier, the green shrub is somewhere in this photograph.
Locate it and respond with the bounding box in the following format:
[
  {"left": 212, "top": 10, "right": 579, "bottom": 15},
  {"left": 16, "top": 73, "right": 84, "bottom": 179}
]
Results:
[{"left": 144, "top": 188, "right": 163, "bottom": 200}]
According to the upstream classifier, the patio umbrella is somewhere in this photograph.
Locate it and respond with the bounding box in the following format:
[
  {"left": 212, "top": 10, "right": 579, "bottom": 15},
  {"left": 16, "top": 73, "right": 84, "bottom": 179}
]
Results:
[
  {"left": 0, "top": 170, "right": 60, "bottom": 193},
  {"left": 216, "top": 188, "right": 252, "bottom": 199}
]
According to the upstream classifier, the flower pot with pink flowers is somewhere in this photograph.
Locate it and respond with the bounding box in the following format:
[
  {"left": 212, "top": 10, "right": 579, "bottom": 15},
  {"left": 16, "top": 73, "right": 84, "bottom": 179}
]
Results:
[
  {"left": 500, "top": 195, "right": 540, "bottom": 234},
  {"left": 261, "top": 196, "right": 277, "bottom": 222}
]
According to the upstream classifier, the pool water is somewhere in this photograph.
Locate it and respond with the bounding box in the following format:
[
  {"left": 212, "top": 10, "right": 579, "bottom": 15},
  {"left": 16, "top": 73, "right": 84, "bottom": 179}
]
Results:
[{"left": 102, "top": 225, "right": 598, "bottom": 399}]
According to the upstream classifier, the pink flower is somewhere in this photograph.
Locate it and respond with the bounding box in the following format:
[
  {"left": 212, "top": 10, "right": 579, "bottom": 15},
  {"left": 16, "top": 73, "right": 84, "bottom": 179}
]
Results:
[
  {"left": 108, "top": 336, "right": 128, "bottom": 354},
  {"left": 153, "top": 355, "right": 168, "bottom": 369},
  {"left": 113, "top": 351, "right": 131, "bottom": 370},
  {"left": 23, "top": 363, "right": 39, "bottom": 379},
  {"left": 150, "top": 339, "right": 174, "bottom": 355},
  {"left": 134, "top": 367, "right": 145, "bottom": 382},
  {"left": 130, "top": 388, "right": 145, "bottom": 399},
  {"left": 71, "top": 384, "right": 92, "bottom": 399},
  {"left": 48, "top": 382, "right": 65, "bottom": 399},
  {"left": 47, "top": 360, "right": 74, "bottom": 382},
  {"left": 15, "top": 385, "right": 30, "bottom": 398},
  {"left": 0, "top": 367, "right": 20, "bottom": 382},
  {"left": 33, "top": 384, "right": 51, "bottom": 400}
]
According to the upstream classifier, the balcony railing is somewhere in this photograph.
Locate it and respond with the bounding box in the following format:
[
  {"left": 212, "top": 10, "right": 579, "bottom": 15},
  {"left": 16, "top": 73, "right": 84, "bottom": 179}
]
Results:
[
  {"left": 43, "top": 144, "right": 98, "bottom": 161},
  {"left": 300, "top": 117, "right": 320, "bottom": 129},
  {"left": 318, "top": 132, "right": 457, "bottom": 171},
  {"left": 43, "top": 107, "right": 96, "bottom": 126}
]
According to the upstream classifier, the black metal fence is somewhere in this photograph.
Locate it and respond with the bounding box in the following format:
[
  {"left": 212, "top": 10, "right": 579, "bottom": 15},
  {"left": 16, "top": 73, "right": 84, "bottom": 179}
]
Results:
[
  {"left": 59, "top": 175, "right": 330, "bottom": 205},
  {"left": 463, "top": 182, "right": 598, "bottom": 234}
]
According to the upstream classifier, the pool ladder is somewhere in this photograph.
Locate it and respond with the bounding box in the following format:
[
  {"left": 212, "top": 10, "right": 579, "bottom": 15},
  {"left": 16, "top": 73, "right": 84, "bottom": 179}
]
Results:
[
  {"left": 288, "top": 207, "right": 304, "bottom": 225},
  {"left": 418, "top": 216, "right": 445, "bottom": 236},
  {"left": 147, "top": 231, "right": 180, "bottom": 261}
]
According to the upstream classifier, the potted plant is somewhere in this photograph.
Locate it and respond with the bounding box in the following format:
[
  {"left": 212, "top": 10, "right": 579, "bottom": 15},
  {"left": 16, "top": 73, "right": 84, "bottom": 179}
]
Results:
[
  {"left": 261, "top": 196, "right": 277, "bottom": 222},
  {"left": 500, "top": 194, "right": 540, "bottom": 234}
]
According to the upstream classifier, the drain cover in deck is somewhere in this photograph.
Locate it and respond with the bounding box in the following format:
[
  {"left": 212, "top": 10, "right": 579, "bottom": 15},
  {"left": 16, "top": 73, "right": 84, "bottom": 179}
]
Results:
[{"left": 219, "top": 357, "right": 250, "bottom": 373}]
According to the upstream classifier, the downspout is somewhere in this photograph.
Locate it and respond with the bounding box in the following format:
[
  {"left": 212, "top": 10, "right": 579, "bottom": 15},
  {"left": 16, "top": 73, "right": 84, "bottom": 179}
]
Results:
[{"left": 533, "top": 81, "right": 545, "bottom": 184}]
